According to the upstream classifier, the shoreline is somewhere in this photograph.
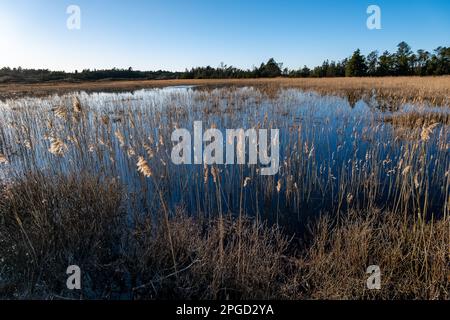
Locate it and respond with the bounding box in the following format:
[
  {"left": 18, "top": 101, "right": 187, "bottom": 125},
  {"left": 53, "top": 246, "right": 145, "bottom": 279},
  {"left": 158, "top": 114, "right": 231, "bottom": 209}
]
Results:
[{"left": 1, "top": 76, "right": 449, "bottom": 100}]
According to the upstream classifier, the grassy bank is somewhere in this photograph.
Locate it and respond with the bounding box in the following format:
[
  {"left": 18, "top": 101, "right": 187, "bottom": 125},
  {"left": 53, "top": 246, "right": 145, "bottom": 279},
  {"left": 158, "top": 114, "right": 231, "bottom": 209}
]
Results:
[
  {"left": 0, "top": 172, "right": 448, "bottom": 299},
  {"left": 1, "top": 76, "right": 450, "bottom": 105}
]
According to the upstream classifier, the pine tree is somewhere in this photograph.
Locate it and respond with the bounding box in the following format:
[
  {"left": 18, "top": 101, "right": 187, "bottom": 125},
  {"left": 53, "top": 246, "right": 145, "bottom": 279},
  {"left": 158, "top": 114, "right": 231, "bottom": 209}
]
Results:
[{"left": 345, "top": 49, "right": 367, "bottom": 77}]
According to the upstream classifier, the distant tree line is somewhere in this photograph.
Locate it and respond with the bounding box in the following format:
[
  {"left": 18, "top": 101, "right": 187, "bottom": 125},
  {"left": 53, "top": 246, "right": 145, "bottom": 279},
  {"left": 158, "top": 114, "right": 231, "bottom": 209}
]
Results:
[
  {"left": 1, "top": 42, "right": 449, "bottom": 83},
  {"left": 0, "top": 67, "right": 181, "bottom": 84},
  {"left": 180, "top": 58, "right": 285, "bottom": 79},
  {"left": 304, "top": 42, "right": 450, "bottom": 78}
]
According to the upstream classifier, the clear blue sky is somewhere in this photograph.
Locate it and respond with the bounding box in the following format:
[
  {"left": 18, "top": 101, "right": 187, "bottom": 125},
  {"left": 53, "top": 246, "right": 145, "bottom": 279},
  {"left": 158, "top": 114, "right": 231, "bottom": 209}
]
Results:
[{"left": 1, "top": 0, "right": 449, "bottom": 71}]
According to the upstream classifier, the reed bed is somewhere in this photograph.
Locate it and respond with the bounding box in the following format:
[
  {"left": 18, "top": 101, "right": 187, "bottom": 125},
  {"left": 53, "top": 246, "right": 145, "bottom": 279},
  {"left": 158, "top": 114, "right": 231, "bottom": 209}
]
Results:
[
  {"left": 1, "top": 76, "right": 449, "bottom": 106},
  {"left": 0, "top": 83, "right": 448, "bottom": 299}
]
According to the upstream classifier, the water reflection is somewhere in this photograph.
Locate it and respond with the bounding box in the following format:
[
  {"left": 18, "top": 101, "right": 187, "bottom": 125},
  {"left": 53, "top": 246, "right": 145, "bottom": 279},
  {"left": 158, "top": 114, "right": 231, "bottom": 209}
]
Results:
[{"left": 0, "top": 86, "right": 448, "bottom": 231}]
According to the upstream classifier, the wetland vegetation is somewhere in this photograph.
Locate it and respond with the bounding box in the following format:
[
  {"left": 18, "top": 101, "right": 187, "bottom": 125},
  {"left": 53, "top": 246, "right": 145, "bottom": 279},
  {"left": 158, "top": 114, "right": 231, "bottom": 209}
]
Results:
[{"left": 0, "top": 79, "right": 448, "bottom": 299}]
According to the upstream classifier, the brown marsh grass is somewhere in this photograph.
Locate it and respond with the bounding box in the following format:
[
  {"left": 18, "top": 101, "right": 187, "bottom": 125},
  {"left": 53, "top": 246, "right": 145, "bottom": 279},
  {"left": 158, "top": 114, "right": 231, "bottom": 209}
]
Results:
[
  {"left": 0, "top": 81, "right": 448, "bottom": 299},
  {"left": 0, "top": 174, "right": 447, "bottom": 299},
  {"left": 1, "top": 76, "right": 449, "bottom": 105}
]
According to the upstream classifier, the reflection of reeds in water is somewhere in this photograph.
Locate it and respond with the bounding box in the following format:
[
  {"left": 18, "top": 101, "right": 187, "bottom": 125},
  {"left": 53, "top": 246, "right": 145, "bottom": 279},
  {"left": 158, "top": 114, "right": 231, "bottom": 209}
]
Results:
[{"left": 0, "top": 84, "right": 448, "bottom": 299}]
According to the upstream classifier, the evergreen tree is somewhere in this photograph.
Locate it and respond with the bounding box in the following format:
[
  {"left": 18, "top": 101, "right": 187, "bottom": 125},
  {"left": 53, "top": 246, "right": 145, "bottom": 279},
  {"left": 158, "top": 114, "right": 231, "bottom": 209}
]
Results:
[
  {"left": 345, "top": 49, "right": 367, "bottom": 77},
  {"left": 434, "top": 46, "right": 450, "bottom": 75},
  {"left": 416, "top": 49, "right": 430, "bottom": 76},
  {"left": 378, "top": 51, "right": 394, "bottom": 76},
  {"left": 259, "top": 58, "right": 282, "bottom": 77},
  {"left": 395, "top": 41, "right": 413, "bottom": 75},
  {"left": 366, "top": 51, "right": 379, "bottom": 76}
]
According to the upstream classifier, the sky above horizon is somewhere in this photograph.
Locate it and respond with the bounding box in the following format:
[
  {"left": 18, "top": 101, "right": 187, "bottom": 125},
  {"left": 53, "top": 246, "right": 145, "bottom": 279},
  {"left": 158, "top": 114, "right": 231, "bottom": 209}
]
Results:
[{"left": 1, "top": 0, "right": 449, "bottom": 72}]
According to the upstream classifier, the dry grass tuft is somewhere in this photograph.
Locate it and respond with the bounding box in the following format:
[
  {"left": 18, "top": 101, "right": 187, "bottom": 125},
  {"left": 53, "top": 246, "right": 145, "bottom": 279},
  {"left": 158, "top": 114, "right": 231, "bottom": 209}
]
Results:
[
  {"left": 130, "top": 212, "right": 290, "bottom": 299},
  {"left": 136, "top": 156, "right": 153, "bottom": 177},
  {"left": 285, "top": 210, "right": 449, "bottom": 300},
  {"left": 0, "top": 153, "right": 8, "bottom": 164},
  {"left": 0, "top": 172, "right": 124, "bottom": 298}
]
